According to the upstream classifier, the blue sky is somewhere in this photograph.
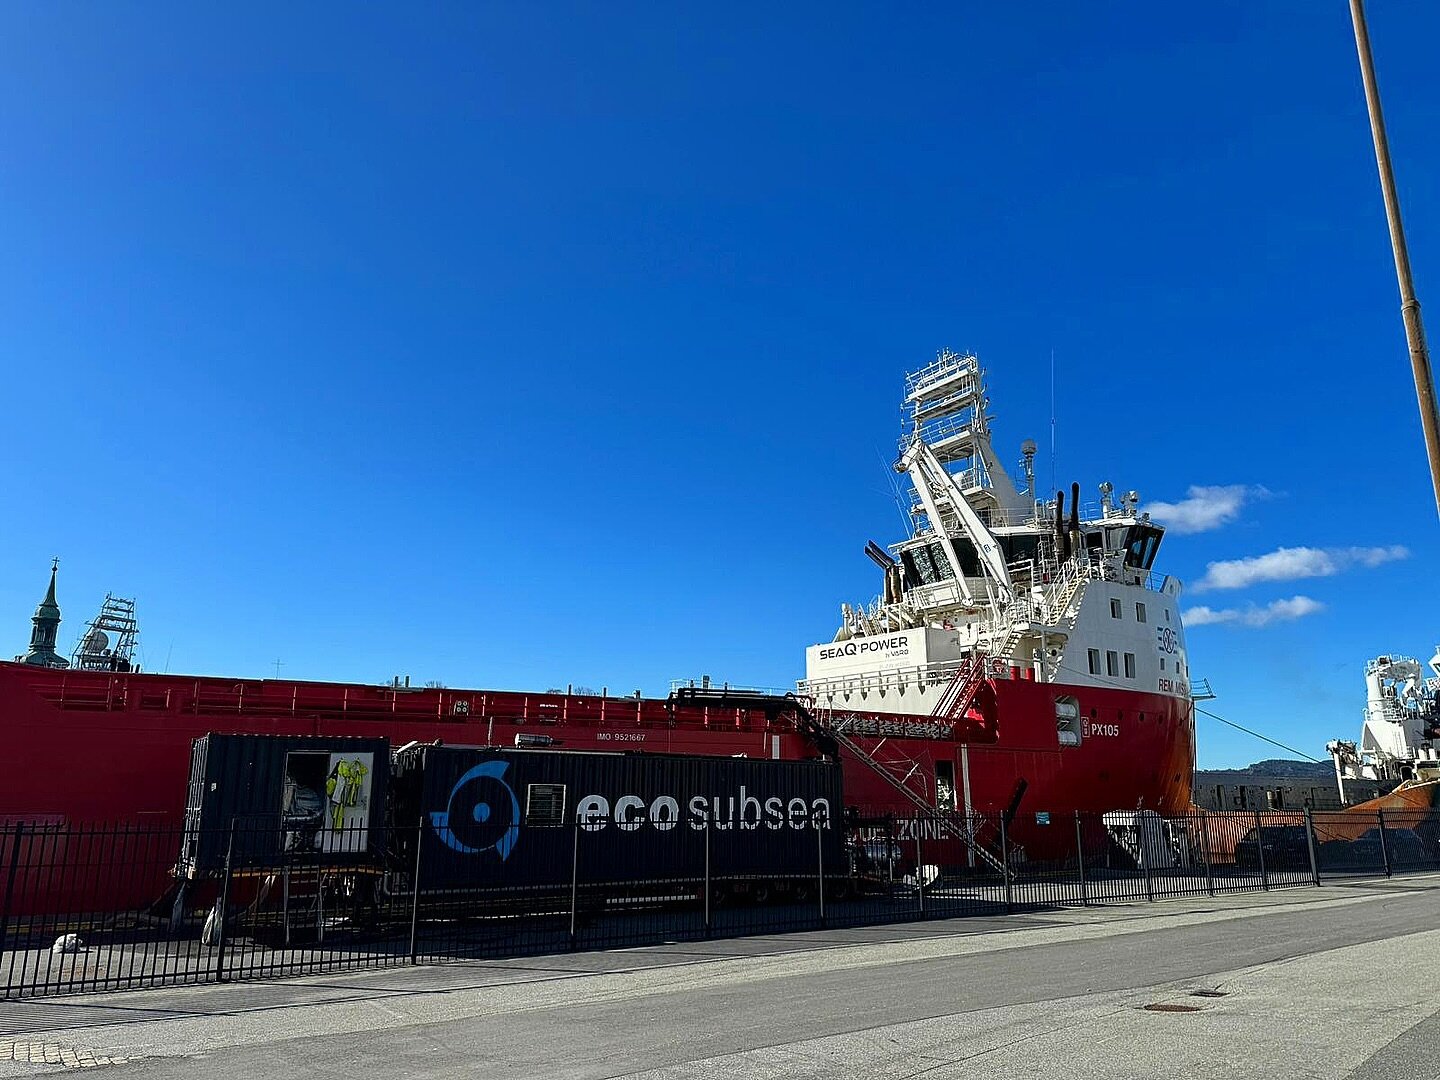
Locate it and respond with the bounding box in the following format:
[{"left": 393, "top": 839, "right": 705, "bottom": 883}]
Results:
[{"left": 2, "top": 3, "right": 1437, "bottom": 768}]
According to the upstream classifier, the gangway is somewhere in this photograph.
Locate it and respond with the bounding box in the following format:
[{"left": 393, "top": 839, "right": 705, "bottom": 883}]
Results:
[{"left": 827, "top": 725, "right": 1009, "bottom": 876}]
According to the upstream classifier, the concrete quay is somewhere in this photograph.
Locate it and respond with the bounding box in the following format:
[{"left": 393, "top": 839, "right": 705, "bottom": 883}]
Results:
[{"left": 2, "top": 874, "right": 1438, "bottom": 1079}]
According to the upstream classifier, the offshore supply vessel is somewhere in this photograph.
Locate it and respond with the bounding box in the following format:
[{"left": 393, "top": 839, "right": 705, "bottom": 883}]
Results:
[
  {"left": 1327, "top": 650, "right": 1440, "bottom": 810},
  {"left": 0, "top": 351, "right": 1196, "bottom": 861}
]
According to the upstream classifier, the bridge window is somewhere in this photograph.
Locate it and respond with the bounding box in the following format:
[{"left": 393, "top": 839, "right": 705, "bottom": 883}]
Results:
[
  {"left": 1136, "top": 602, "right": 1147, "bottom": 623},
  {"left": 1110, "top": 599, "right": 1122, "bottom": 619},
  {"left": 1123, "top": 525, "right": 1164, "bottom": 570},
  {"left": 901, "top": 541, "right": 976, "bottom": 586},
  {"left": 998, "top": 534, "right": 1041, "bottom": 565}
]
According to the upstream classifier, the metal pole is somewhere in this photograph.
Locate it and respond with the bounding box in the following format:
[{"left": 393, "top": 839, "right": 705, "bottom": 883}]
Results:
[
  {"left": 1141, "top": 819, "right": 1155, "bottom": 903},
  {"left": 816, "top": 820, "right": 825, "bottom": 928},
  {"left": 1254, "top": 810, "right": 1269, "bottom": 891},
  {"left": 569, "top": 820, "right": 581, "bottom": 948},
  {"left": 1377, "top": 809, "right": 1392, "bottom": 877},
  {"left": 999, "top": 814, "right": 1013, "bottom": 913},
  {"left": 703, "top": 824, "right": 711, "bottom": 938},
  {"left": 0, "top": 824, "right": 24, "bottom": 960},
  {"left": 0, "top": 823, "right": 24, "bottom": 997},
  {"left": 915, "top": 820, "right": 924, "bottom": 916},
  {"left": 408, "top": 819, "right": 424, "bottom": 964},
  {"left": 1304, "top": 808, "right": 1321, "bottom": 887},
  {"left": 1349, "top": 0, "right": 1440, "bottom": 516},
  {"left": 1074, "top": 812, "right": 1088, "bottom": 906},
  {"left": 1199, "top": 812, "right": 1215, "bottom": 897},
  {"left": 216, "top": 821, "right": 235, "bottom": 983}
]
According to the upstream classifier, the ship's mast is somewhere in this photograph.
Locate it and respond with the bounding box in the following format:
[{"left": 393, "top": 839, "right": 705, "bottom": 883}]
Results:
[
  {"left": 894, "top": 352, "right": 1037, "bottom": 608},
  {"left": 70, "top": 595, "right": 140, "bottom": 673}
]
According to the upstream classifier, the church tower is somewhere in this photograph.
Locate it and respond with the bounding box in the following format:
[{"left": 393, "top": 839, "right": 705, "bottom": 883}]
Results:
[{"left": 16, "top": 560, "right": 70, "bottom": 668}]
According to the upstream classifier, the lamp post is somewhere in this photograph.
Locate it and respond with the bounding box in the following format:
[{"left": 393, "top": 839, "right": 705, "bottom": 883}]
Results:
[{"left": 1349, "top": 0, "right": 1440, "bottom": 517}]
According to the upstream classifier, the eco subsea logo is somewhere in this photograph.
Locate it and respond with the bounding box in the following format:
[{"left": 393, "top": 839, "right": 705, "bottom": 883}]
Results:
[{"left": 429, "top": 761, "right": 522, "bottom": 859}]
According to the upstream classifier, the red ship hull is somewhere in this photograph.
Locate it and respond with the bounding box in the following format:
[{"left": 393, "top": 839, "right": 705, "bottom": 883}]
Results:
[
  {"left": 0, "top": 660, "right": 1194, "bottom": 843},
  {"left": 0, "top": 661, "right": 1194, "bottom": 913}
]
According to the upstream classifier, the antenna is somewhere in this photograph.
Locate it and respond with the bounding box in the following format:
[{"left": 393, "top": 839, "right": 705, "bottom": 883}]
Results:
[
  {"left": 876, "top": 445, "right": 913, "bottom": 538},
  {"left": 1049, "top": 349, "right": 1057, "bottom": 497}
]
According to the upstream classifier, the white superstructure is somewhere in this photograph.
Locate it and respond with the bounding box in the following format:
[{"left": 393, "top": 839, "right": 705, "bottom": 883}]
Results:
[
  {"left": 1328, "top": 651, "right": 1440, "bottom": 793},
  {"left": 800, "top": 350, "right": 1193, "bottom": 718}
]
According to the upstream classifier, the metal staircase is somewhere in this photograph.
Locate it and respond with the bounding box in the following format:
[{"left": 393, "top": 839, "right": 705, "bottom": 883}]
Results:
[
  {"left": 1045, "top": 562, "right": 1087, "bottom": 625},
  {"left": 828, "top": 724, "right": 1009, "bottom": 875},
  {"left": 933, "top": 654, "right": 989, "bottom": 722}
]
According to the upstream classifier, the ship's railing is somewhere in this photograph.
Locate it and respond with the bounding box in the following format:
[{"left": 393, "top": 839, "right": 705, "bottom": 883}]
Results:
[
  {"left": 31, "top": 671, "right": 810, "bottom": 735},
  {"left": 883, "top": 553, "right": 1170, "bottom": 639},
  {"left": 1047, "top": 553, "right": 1170, "bottom": 595},
  {"left": 901, "top": 579, "right": 973, "bottom": 611},
  {"left": 1138, "top": 570, "right": 1173, "bottom": 594},
  {"left": 666, "top": 679, "right": 796, "bottom": 696},
  {"left": 901, "top": 413, "right": 980, "bottom": 460},
  {"left": 799, "top": 656, "right": 1017, "bottom": 702},
  {"left": 904, "top": 349, "right": 978, "bottom": 403},
  {"left": 984, "top": 505, "right": 1046, "bottom": 529}
]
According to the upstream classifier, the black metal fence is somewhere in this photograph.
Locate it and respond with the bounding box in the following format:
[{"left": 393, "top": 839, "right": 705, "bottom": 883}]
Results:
[{"left": 4, "top": 806, "right": 1439, "bottom": 999}]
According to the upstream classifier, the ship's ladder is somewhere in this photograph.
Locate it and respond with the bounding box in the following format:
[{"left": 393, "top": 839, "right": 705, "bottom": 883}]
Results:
[
  {"left": 826, "top": 724, "right": 1010, "bottom": 876},
  {"left": 933, "top": 653, "right": 989, "bottom": 722},
  {"left": 994, "top": 624, "right": 1027, "bottom": 664},
  {"left": 1045, "top": 562, "right": 1088, "bottom": 624}
]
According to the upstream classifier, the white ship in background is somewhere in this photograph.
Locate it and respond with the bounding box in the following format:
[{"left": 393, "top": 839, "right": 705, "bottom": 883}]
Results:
[{"left": 1329, "top": 652, "right": 1440, "bottom": 801}]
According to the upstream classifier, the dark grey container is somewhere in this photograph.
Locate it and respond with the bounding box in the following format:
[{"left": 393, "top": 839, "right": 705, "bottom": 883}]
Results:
[
  {"left": 179, "top": 733, "right": 391, "bottom": 876},
  {"left": 390, "top": 746, "right": 844, "bottom": 892}
]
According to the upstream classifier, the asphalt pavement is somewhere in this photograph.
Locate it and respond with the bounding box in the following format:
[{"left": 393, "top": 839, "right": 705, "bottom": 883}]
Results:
[{"left": 2, "top": 873, "right": 1438, "bottom": 1079}]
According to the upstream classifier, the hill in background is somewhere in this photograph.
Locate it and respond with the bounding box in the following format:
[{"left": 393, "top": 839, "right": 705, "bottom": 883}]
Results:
[{"left": 1215, "top": 759, "right": 1334, "bottom": 779}]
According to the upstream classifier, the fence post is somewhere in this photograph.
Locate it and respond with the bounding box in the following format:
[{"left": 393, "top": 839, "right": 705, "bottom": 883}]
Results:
[
  {"left": 215, "top": 821, "right": 236, "bottom": 983},
  {"left": 0, "top": 823, "right": 24, "bottom": 968},
  {"left": 702, "top": 824, "right": 711, "bottom": 938},
  {"left": 915, "top": 820, "right": 924, "bottom": 916},
  {"left": 408, "top": 819, "right": 424, "bottom": 964},
  {"left": 1303, "top": 807, "right": 1321, "bottom": 887},
  {"left": 816, "top": 820, "right": 825, "bottom": 928},
  {"left": 1199, "top": 812, "right": 1215, "bottom": 897},
  {"left": 1254, "top": 810, "right": 1269, "bottom": 890},
  {"left": 1377, "top": 809, "right": 1392, "bottom": 878},
  {"left": 569, "top": 820, "right": 581, "bottom": 949},
  {"left": 1074, "top": 813, "right": 1088, "bottom": 907},
  {"left": 1141, "top": 818, "right": 1155, "bottom": 902},
  {"left": 999, "top": 813, "right": 1013, "bottom": 913}
]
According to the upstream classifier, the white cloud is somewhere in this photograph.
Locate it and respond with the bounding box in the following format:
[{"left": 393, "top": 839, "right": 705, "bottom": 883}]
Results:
[
  {"left": 1143, "top": 484, "right": 1268, "bottom": 534},
  {"left": 1193, "top": 545, "right": 1409, "bottom": 591},
  {"left": 1183, "top": 595, "right": 1325, "bottom": 628}
]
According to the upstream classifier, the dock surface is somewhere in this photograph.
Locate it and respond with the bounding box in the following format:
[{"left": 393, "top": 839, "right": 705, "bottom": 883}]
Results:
[{"left": 2, "top": 874, "right": 1437, "bottom": 1079}]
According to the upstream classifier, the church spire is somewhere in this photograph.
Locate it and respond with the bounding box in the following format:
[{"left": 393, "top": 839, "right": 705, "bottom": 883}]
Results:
[{"left": 16, "top": 559, "right": 69, "bottom": 669}]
